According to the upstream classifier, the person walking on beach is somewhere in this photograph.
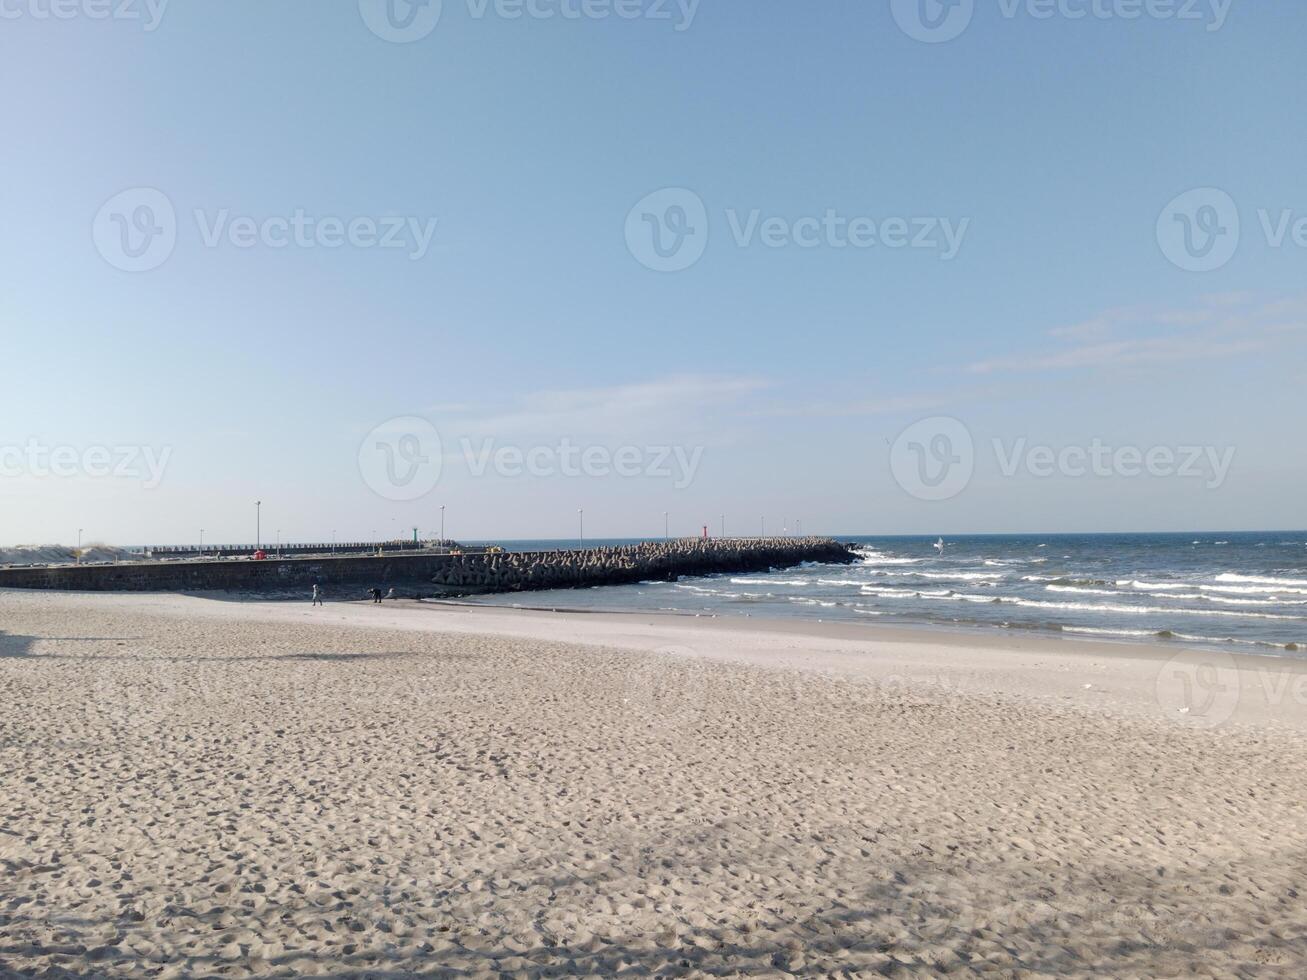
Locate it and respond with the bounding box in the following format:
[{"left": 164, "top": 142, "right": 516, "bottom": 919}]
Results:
[
  {"left": 371, "top": 587, "right": 382, "bottom": 604},
  {"left": 311, "top": 584, "right": 323, "bottom": 606}
]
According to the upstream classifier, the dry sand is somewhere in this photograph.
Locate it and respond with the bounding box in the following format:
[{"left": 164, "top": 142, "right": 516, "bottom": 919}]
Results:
[{"left": 3, "top": 590, "right": 1307, "bottom": 977}]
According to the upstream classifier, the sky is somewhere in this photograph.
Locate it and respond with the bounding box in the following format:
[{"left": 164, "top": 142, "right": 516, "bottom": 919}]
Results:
[{"left": 1, "top": 0, "right": 1305, "bottom": 545}]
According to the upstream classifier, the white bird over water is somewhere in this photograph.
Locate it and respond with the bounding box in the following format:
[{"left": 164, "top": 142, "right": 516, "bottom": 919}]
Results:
[{"left": 934, "top": 537, "right": 946, "bottom": 555}]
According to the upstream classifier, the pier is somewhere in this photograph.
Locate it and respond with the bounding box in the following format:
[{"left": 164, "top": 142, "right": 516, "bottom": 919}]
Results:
[{"left": 0, "top": 538, "right": 856, "bottom": 595}]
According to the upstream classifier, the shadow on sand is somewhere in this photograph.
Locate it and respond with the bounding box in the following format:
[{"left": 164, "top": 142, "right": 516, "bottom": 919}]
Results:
[{"left": 0, "top": 631, "right": 37, "bottom": 658}]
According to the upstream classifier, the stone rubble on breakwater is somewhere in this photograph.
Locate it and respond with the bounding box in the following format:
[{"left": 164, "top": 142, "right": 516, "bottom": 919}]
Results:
[
  {"left": 0, "top": 538, "right": 856, "bottom": 595},
  {"left": 427, "top": 538, "right": 855, "bottom": 594}
]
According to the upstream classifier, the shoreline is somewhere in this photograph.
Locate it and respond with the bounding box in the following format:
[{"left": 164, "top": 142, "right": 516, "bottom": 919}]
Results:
[
  {"left": 427, "top": 592, "right": 1307, "bottom": 658},
  {"left": 11, "top": 588, "right": 1307, "bottom": 733}
]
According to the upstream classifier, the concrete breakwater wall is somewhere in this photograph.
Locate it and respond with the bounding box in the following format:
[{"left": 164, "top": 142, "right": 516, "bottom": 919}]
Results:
[
  {"left": 0, "top": 538, "right": 855, "bottom": 595},
  {"left": 146, "top": 541, "right": 460, "bottom": 559}
]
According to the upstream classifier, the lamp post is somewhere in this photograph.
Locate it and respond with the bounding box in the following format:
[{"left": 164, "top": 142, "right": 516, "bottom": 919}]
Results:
[
  {"left": 331, "top": 530, "right": 336, "bottom": 555},
  {"left": 440, "top": 504, "right": 445, "bottom": 543},
  {"left": 199, "top": 529, "right": 204, "bottom": 551},
  {"left": 663, "top": 511, "right": 669, "bottom": 541},
  {"left": 276, "top": 529, "right": 281, "bottom": 558},
  {"left": 77, "top": 528, "right": 83, "bottom": 563},
  {"left": 255, "top": 501, "right": 261, "bottom": 550}
]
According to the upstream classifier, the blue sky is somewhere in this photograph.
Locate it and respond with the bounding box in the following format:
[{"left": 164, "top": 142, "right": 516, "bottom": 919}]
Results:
[{"left": 2, "top": 0, "right": 1304, "bottom": 545}]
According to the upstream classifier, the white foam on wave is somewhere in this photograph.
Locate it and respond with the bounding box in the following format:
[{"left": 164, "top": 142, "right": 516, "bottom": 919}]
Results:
[
  {"left": 1063, "top": 626, "right": 1157, "bottom": 639},
  {"left": 1209, "top": 595, "right": 1307, "bottom": 607},
  {"left": 730, "top": 577, "right": 808, "bottom": 586},
  {"left": 1009, "top": 597, "right": 1301, "bottom": 621},
  {"left": 906, "top": 571, "right": 1005, "bottom": 581},
  {"left": 864, "top": 587, "right": 1303, "bottom": 621},
  {"left": 1097, "top": 583, "right": 1307, "bottom": 606},
  {"left": 1046, "top": 585, "right": 1122, "bottom": 596},
  {"left": 1216, "top": 572, "right": 1307, "bottom": 588},
  {"left": 1199, "top": 582, "right": 1307, "bottom": 597},
  {"left": 860, "top": 587, "right": 998, "bottom": 605},
  {"left": 1063, "top": 626, "right": 1290, "bottom": 649},
  {"left": 861, "top": 586, "right": 953, "bottom": 599},
  {"left": 1162, "top": 630, "right": 1293, "bottom": 649}
]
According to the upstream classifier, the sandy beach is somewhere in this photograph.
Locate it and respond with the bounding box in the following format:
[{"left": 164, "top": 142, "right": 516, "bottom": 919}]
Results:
[{"left": 4, "top": 590, "right": 1307, "bottom": 977}]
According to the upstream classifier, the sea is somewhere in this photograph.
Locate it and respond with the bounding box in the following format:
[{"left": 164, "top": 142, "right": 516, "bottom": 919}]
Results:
[{"left": 458, "top": 532, "right": 1307, "bottom": 654}]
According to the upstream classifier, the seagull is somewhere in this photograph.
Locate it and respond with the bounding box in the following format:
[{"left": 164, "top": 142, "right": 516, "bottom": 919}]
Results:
[{"left": 934, "top": 537, "right": 946, "bottom": 556}]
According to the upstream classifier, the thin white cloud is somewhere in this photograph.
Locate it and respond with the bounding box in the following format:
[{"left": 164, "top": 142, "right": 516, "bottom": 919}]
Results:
[
  {"left": 750, "top": 392, "right": 955, "bottom": 419},
  {"left": 965, "top": 293, "right": 1307, "bottom": 376}
]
